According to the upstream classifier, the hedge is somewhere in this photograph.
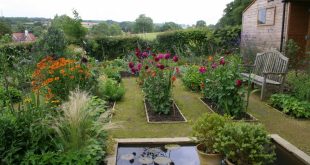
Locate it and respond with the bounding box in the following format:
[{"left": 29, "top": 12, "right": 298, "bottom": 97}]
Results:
[
  {"left": 0, "top": 42, "right": 35, "bottom": 57},
  {"left": 84, "top": 36, "right": 151, "bottom": 61}
]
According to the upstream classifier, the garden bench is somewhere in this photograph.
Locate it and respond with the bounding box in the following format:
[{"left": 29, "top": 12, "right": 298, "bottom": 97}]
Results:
[{"left": 241, "top": 50, "right": 289, "bottom": 100}]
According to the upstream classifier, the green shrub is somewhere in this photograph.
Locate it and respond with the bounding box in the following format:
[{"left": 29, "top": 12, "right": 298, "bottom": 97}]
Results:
[
  {"left": 84, "top": 36, "right": 150, "bottom": 61},
  {"left": 270, "top": 94, "right": 310, "bottom": 118},
  {"left": 181, "top": 65, "right": 206, "bottom": 91},
  {"left": 286, "top": 70, "right": 310, "bottom": 101},
  {"left": 0, "top": 86, "right": 22, "bottom": 105},
  {"left": 214, "top": 122, "right": 275, "bottom": 165},
  {"left": 102, "top": 66, "right": 122, "bottom": 83},
  {"left": 98, "top": 78, "right": 125, "bottom": 102},
  {"left": 192, "top": 113, "right": 230, "bottom": 153}
]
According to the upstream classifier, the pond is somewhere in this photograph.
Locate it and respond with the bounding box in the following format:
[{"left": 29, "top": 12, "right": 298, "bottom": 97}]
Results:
[{"left": 116, "top": 143, "right": 200, "bottom": 165}]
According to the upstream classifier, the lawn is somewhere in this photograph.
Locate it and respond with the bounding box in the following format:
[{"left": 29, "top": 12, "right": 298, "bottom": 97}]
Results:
[{"left": 110, "top": 77, "right": 310, "bottom": 155}]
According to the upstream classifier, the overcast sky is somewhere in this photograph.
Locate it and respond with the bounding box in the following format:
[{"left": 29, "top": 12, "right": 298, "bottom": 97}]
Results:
[{"left": 0, "top": 0, "right": 232, "bottom": 25}]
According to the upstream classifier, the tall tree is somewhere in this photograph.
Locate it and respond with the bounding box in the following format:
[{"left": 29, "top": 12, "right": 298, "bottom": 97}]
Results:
[
  {"left": 196, "top": 20, "right": 206, "bottom": 28},
  {"left": 160, "top": 22, "right": 182, "bottom": 32},
  {"left": 52, "top": 10, "right": 87, "bottom": 44},
  {"left": 0, "top": 21, "right": 11, "bottom": 37},
  {"left": 217, "top": 0, "right": 252, "bottom": 27},
  {"left": 134, "top": 14, "right": 154, "bottom": 33},
  {"left": 41, "top": 25, "right": 66, "bottom": 55},
  {"left": 119, "top": 21, "right": 134, "bottom": 33}
]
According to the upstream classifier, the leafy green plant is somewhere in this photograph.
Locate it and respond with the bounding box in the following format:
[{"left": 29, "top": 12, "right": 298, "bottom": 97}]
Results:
[
  {"left": 202, "top": 55, "right": 246, "bottom": 118},
  {"left": 102, "top": 65, "right": 122, "bottom": 83},
  {"left": 181, "top": 65, "right": 206, "bottom": 91},
  {"left": 192, "top": 113, "right": 230, "bottom": 153},
  {"left": 286, "top": 70, "right": 310, "bottom": 101},
  {"left": 214, "top": 122, "right": 276, "bottom": 165},
  {"left": 284, "top": 39, "right": 301, "bottom": 70},
  {"left": 270, "top": 94, "right": 310, "bottom": 118},
  {"left": 0, "top": 86, "right": 22, "bottom": 105},
  {"left": 98, "top": 77, "right": 125, "bottom": 102}
]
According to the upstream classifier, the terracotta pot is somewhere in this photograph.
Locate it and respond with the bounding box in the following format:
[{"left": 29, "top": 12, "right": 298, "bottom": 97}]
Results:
[
  {"left": 195, "top": 144, "right": 223, "bottom": 165},
  {"left": 225, "top": 159, "right": 235, "bottom": 165}
]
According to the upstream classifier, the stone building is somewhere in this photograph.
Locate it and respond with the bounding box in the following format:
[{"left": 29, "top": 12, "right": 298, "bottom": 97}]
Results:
[{"left": 241, "top": 0, "right": 310, "bottom": 63}]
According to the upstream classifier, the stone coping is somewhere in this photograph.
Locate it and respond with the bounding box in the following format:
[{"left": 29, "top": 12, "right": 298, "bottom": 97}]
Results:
[{"left": 270, "top": 134, "right": 310, "bottom": 165}]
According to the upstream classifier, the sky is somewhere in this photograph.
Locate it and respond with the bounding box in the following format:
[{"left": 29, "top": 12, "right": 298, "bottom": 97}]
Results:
[{"left": 0, "top": 0, "right": 232, "bottom": 25}]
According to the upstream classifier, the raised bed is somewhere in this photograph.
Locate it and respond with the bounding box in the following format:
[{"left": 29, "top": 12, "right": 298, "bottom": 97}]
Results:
[
  {"left": 199, "top": 98, "right": 258, "bottom": 122},
  {"left": 144, "top": 99, "right": 187, "bottom": 123}
]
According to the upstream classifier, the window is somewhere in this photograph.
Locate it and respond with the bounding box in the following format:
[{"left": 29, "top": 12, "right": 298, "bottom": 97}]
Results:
[
  {"left": 258, "top": 8, "right": 266, "bottom": 24},
  {"left": 258, "top": 7, "right": 275, "bottom": 25}
]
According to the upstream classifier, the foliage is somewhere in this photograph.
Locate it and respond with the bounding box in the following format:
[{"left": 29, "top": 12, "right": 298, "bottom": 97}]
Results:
[
  {"left": 216, "top": 0, "right": 252, "bottom": 27},
  {"left": 98, "top": 77, "right": 125, "bottom": 102},
  {"left": 286, "top": 70, "right": 310, "bottom": 101},
  {"left": 40, "top": 26, "right": 67, "bottom": 55},
  {"left": 31, "top": 56, "right": 96, "bottom": 102},
  {"left": 134, "top": 14, "right": 154, "bottom": 33},
  {"left": 84, "top": 36, "right": 150, "bottom": 60},
  {"left": 196, "top": 20, "right": 206, "bottom": 28},
  {"left": 192, "top": 113, "right": 230, "bottom": 153},
  {"left": 156, "top": 27, "right": 240, "bottom": 56},
  {"left": 129, "top": 48, "right": 179, "bottom": 114},
  {"left": 270, "top": 94, "right": 310, "bottom": 118},
  {"left": 284, "top": 39, "right": 301, "bottom": 70},
  {"left": 0, "top": 34, "right": 12, "bottom": 44},
  {"left": 160, "top": 22, "right": 182, "bottom": 32},
  {"left": 101, "top": 66, "right": 122, "bottom": 83},
  {"left": 181, "top": 65, "right": 206, "bottom": 91},
  {"left": 214, "top": 122, "right": 276, "bottom": 165},
  {"left": 202, "top": 55, "right": 246, "bottom": 118},
  {"left": 89, "top": 22, "right": 123, "bottom": 37},
  {"left": 0, "top": 21, "right": 12, "bottom": 37},
  {"left": 0, "top": 97, "right": 56, "bottom": 164},
  {"left": 52, "top": 10, "right": 87, "bottom": 44},
  {"left": 0, "top": 86, "right": 22, "bottom": 105}
]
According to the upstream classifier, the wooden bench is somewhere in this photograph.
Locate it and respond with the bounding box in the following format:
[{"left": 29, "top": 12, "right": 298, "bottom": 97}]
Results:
[{"left": 241, "top": 50, "right": 289, "bottom": 100}]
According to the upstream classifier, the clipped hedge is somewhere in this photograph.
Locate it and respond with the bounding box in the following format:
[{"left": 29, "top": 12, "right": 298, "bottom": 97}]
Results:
[
  {"left": 84, "top": 36, "right": 150, "bottom": 61},
  {"left": 156, "top": 26, "right": 241, "bottom": 56}
]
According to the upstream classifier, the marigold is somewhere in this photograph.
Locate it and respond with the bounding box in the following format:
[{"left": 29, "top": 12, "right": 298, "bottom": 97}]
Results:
[{"left": 70, "top": 75, "right": 75, "bottom": 79}]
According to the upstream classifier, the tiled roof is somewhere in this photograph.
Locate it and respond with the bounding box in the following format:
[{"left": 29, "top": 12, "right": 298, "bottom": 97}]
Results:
[{"left": 12, "top": 32, "right": 36, "bottom": 42}]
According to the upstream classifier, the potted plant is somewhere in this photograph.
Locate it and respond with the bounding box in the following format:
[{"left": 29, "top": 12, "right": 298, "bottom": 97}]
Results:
[
  {"left": 214, "top": 122, "right": 276, "bottom": 165},
  {"left": 192, "top": 113, "right": 230, "bottom": 165}
]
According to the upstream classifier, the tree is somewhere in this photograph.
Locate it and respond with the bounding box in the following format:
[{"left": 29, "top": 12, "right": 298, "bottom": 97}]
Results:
[
  {"left": 119, "top": 21, "right": 134, "bottom": 33},
  {"left": 160, "top": 22, "right": 182, "bottom": 32},
  {"left": 217, "top": 0, "right": 252, "bottom": 27},
  {"left": 41, "top": 26, "right": 66, "bottom": 55},
  {"left": 134, "top": 14, "right": 154, "bottom": 33},
  {"left": 52, "top": 10, "right": 87, "bottom": 44},
  {"left": 0, "top": 34, "right": 12, "bottom": 44},
  {"left": 0, "top": 21, "right": 12, "bottom": 37},
  {"left": 89, "top": 22, "right": 122, "bottom": 37},
  {"left": 109, "top": 23, "right": 122, "bottom": 36},
  {"left": 196, "top": 20, "right": 206, "bottom": 28}
]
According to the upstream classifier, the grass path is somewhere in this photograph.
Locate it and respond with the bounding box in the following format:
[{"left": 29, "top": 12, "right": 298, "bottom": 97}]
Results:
[
  {"left": 248, "top": 93, "right": 310, "bottom": 155},
  {"left": 110, "top": 78, "right": 211, "bottom": 138}
]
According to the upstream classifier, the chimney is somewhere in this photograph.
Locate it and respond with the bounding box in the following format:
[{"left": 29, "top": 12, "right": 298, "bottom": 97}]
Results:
[{"left": 25, "top": 30, "right": 28, "bottom": 36}]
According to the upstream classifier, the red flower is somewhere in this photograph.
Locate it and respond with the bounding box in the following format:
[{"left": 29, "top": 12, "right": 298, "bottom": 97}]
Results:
[
  {"left": 211, "top": 63, "right": 218, "bottom": 69},
  {"left": 142, "top": 52, "right": 148, "bottom": 58},
  {"left": 235, "top": 79, "right": 242, "bottom": 87},
  {"left": 159, "top": 64, "right": 165, "bottom": 70},
  {"left": 154, "top": 57, "right": 160, "bottom": 62},
  {"left": 219, "top": 57, "right": 225, "bottom": 65},
  {"left": 175, "top": 67, "right": 180, "bottom": 74},
  {"left": 165, "top": 53, "right": 171, "bottom": 59},
  {"left": 171, "top": 76, "right": 176, "bottom": 82},
  {"left": 137, "top": 63, "right": 142, "bottom": 70},
  {"left": 157, "top": 54, "right": 164, "bottom": 59},
  {"left": 173, "top": 56, "right": 179, "bottom": 62},
  {"left": 199, "top": 66, "right": 206, "bottom": 74},
  {"left": 147, "top": 47, "right": 151, "bottom": 51},
  {"left": 131, "top": 67, "right": 137, "bottom": 74},
  {"left": 129, "top": 62, "right": 135, "bottom": 68}
]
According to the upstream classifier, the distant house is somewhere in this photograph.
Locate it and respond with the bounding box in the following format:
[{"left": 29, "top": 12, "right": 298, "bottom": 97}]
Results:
[
  {"left": 241, "top": 0, "right": 310, "bottom": 60},
  {"left": 12, "top": 30, "right": 36, "bottom": 42}
]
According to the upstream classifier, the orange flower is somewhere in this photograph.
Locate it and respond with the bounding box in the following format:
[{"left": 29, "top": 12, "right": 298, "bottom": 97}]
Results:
[
  {"left": 208, "top": 56, "right": 214, "bottom": 62},
  {"left": 151, "top": 71, "right": 156, "bottom": 77},
  {"left": 200, "top": 82, "right": 205, "bottom": 88},
  {"left": 48, "top": 70, "right": 54, "bottom": 74},
  {"left": 70, "top": 67, "right": 75, "bottom": 71},
  {"left": 171, "top": 76, "right": 176, "bottom": 82},
  {"left": 60, "top": 69, "right": 65, "bottom": 74},
  {"left": 78, "top": 69, "right": 84, "bottom": 73},
  {"left": 54, "top": 77, "right": 60, "bottom": 81},
  {"left": 70, "top": 75, "right": 75, "bottom": 79}
]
